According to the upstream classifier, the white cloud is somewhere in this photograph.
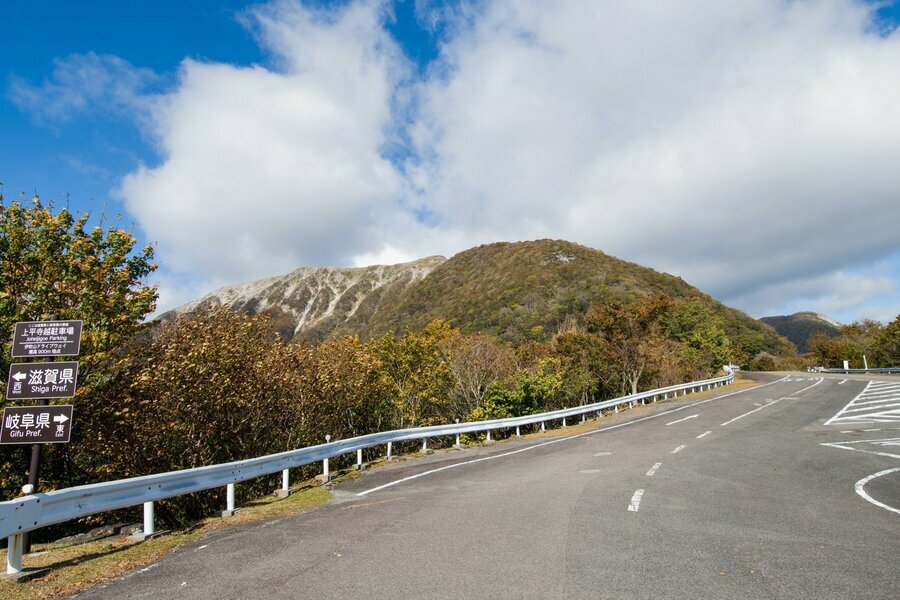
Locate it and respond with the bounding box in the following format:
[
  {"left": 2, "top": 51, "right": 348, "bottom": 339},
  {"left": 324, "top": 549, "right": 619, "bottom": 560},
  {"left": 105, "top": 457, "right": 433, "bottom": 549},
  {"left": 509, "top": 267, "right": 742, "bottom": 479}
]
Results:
[
  {"left": 7, "top": 52, "right": 157, "bottom": 124},
  {"left": 119, "top": 0, "right": 412, "bottom": 286},
  {"left": 407, "top": 0, "right": 900, "bottom": 311},
  {"left": 45, "top": 0, "right": 897, "bottom": 320}
]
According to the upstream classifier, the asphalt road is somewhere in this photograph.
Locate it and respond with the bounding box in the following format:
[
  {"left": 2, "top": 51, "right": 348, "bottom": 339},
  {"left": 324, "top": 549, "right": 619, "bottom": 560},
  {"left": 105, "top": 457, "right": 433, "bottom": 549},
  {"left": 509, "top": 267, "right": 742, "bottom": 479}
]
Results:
[{"left": 77, "top": 373, "right": 900, "bottom": 599}]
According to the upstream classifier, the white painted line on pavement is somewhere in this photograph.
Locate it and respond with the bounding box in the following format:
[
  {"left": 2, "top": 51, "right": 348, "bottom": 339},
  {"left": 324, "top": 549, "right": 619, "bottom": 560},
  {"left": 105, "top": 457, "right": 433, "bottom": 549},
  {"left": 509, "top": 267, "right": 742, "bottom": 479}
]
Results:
[
  {"left": 357, "top": 376, "right": 791, "bottom": 497},
  {"left": 720, "top": 399, "right": 782, "bottom": 427},
  {"left": 839, "top": 379, "right": 848, "bottom": 384},
  {"left": 593, "top": 452, "right": 612, "bottom": 457},
  {"left": 646, "top": 462, "right": 662, "bottom": 476},
  {"left": 820, "top": 438, "right": 900, "bottom": 460},
  {"left": 722, "top": 378, "right": 823, "bottom": 427},
  {"left": 696, "top": 430, "right": 712, "bottom": 439},
  {"left": 579, "top": 469, "right": 603, "bottom": 474},
  {"left": 666, "top": 414, "right": 698, "bottom": 426},
  {"left": 855, "top": 467, "right": 900, "bottom": 516},
  {"left": 628, "top": 489, "right": 644, "bottom": 512},
  {"left": 671, "top": 445, "right": 686, "bottom": 454}
]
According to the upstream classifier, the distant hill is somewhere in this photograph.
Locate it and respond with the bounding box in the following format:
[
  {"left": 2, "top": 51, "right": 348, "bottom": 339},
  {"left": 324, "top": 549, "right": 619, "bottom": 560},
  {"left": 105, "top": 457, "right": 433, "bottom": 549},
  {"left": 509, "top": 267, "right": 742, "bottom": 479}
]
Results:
[
  {"left": 163, "top": 240, "right": 794, "bottom": 358},
  {"left": 760, "top": 312, "right": 841, "bottom": 353}
]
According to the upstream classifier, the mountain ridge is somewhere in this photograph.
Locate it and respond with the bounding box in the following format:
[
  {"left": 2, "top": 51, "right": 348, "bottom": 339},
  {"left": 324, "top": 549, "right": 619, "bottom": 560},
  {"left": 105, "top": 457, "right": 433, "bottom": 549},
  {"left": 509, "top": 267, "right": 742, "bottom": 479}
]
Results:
[{"left": 162, "top": 239, "right": 794, "bottom": 359}]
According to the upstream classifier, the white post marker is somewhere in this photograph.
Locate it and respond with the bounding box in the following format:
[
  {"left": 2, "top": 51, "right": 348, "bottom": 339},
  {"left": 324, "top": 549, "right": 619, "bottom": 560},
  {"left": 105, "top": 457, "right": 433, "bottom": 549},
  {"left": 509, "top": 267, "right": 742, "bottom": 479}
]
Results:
[
  {"left": 387, "top": 441, "right": 393, "bottom": 461},
  {"left": 143, "top": 501, "right": 155, "bottom": 536},
  {"left": 6, "top": 533, "right": 24, "bottom": 574},
  {"left": 357, "top": 449, "right": 363, "bottom": 469},
  {"left": 422, "top": 438, "right": 428, "bottom": 452},
  {"left": 486, "top": 429, "right": 492, "bottom": 442},
  {"left": 541, "top": 421, "right": 546, "bottom": 432},
  {"left": 226, "top": 483, "right": 235, "bottom": 513},
  {"left": 324, "top": 434, "right": 332, "bottom": 477},
  {"left": 516, "top": 426, "right": 520, "bottom": 437},
  {"left": 282, "top": 468, "right": 290, "bottom": 491},
  {"left": 563, "top": 417, "right": 567, "bottom": 427}
]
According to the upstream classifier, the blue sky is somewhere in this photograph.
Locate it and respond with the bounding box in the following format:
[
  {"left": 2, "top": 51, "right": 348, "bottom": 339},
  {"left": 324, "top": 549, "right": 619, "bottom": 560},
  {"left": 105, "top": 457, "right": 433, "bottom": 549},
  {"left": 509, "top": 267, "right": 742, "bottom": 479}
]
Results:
[{"left": 2, "top": 0, "right": 900, "bottom": 324}]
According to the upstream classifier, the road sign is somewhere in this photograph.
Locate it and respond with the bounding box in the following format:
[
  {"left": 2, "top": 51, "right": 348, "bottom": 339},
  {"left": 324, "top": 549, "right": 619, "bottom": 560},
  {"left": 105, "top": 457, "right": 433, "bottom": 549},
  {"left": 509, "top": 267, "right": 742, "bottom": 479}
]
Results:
[
  {"left": 1, "top": 405, "right": 73, "bottom": 444},
  {"left": 5, "top": 361, "right": 79, "bottom": 400},
  {"left": 11, "top": 320, "right": 83, "bottom": 358}
]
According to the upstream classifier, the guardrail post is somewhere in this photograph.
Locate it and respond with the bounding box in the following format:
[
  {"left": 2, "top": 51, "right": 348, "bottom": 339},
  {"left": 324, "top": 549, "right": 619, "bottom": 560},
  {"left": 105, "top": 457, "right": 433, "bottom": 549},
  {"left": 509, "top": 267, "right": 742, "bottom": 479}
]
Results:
[
  {"left": 614, "top": 405, "right": 618, "bottom": 414},
  {"left": 387, "top": 441, "right": 393, "bottom": 461},
  {"left": 581, "top": 413, "right": 586, "bottom": 423},
  {"left": 541, "top": 421, "right": 545, "bottom": 432},
  {"left": 282, "top": 469, "right": 290, "bottom": 492},
  {"left": 422, "top": 438, "right": 428, "bottom": 452},
  {"left": 562, "top": 417, "right": 567, "bottom": 427},
  {"left": 226, "top": 483, "right": 235, "bottom": 513},
  {"left": 356, "top": 449, "right": 363, "bottom": 469},
  {"left": 143, "top": 501, "right": 155, "bottom": 536},
  {"left": 516, "top": 425, "right": 520, "bottom": 436},
  {"left": 486, "top": 429, "right": 492, "bottom": 442},
  {"left": 6, "top": 533, "right": 24, "bottom": 575}
]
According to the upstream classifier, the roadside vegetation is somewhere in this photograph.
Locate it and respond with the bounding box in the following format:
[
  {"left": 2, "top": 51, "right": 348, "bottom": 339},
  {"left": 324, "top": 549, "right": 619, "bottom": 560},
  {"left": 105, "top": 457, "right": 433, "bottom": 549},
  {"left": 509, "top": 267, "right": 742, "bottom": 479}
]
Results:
[{"left": 2, "top": 196, "right": 752, "bottom": 540}]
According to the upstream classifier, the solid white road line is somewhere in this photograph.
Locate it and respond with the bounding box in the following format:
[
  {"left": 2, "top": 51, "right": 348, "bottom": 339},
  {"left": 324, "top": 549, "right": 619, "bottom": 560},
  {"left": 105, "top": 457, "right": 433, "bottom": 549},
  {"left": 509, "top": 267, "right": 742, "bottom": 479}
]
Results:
[
  {"left": 720, "top": 399, "right": 782, "bottom": 427},
  {"left": 666, "top": 414, "right": 698, "bottom": 426},
  {"left": 646, "top": 462, "right": 662, "bottom": 476},
  {"left": 579, "top": 469, "right": 603, "bottom": 474},
  {"left": 671, "top": 445, "right": 687, "bottom": 454},
  {"left": 855, "top": 467, "right": 900, "bottom": 516},
  {"left": 628, "top": 489, "right": 644, "bottom": 512},
  {"left": 820, "top": 437, "right": 900, "bottom": 460},
  {"left": 696, "top": 431, "right": 712, "bottom": 439},
  {"left": 839, "top": 379, "right": 848, "bottom": 384},
  {"left": 356, "top": 376, "right": 790, "bottom": 497},
  {"left": 593, "top": 452, "right": 612, "bottom": 457}
]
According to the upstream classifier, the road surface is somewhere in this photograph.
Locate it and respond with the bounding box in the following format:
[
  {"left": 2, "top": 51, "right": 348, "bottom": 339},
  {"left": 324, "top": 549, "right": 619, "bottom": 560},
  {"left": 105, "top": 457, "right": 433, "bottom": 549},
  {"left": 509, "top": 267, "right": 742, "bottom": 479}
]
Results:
[{"left": 77, "top": 373, "right": 900, "bottom": 599}]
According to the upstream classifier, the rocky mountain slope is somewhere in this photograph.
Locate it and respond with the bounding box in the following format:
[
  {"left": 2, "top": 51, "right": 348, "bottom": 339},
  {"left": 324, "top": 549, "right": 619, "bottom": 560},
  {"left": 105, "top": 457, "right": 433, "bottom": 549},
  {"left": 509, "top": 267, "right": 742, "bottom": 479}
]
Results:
[
  {"left": 760, "top": 312, "right": 841, "bottom": 353},
  {"left": 163, "top": 240, "right": 794, "bottom": 356}
]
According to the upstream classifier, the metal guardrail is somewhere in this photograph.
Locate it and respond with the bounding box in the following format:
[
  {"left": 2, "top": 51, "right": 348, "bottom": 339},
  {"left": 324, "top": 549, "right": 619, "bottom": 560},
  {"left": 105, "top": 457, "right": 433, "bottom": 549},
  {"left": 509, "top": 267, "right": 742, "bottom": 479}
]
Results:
[
  {"left": 2, "top": 372, "right": 733, "bottom": 572},
  {"left": 816, "top": 367, "right": 900, "bottom": 375}
]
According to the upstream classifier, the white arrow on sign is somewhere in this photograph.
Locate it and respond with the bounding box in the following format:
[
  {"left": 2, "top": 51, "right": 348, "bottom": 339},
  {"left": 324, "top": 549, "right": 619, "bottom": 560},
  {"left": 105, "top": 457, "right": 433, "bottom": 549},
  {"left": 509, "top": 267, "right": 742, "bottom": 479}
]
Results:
[
  {"left": 12, "top": 372, "right": 27, "bottom": 382},
  {"left": 53, "top": 414, "right": 69, "bottom": 424}
]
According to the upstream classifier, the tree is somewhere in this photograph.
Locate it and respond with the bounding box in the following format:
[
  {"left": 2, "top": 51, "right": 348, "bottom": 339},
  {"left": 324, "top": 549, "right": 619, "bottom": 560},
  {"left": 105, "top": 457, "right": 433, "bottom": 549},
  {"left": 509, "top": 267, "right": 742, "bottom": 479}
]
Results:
[
  {"left": 1, "top": 195, "right": 157, "bottom": 504},
  {"left": 370, "top": 320, "right": 456, "bottom": 427},
  {"left": 440, "top": 333, "right": 513, "bottom": 419},
  {"left": 586, "top": 294, "right": 670, "bottom": 395},
  {"left": 0, "top": 195, "right": 158, "bottom": 378},
  {"left": 872, "top": 315, "right": 900, "bottom": 367}
]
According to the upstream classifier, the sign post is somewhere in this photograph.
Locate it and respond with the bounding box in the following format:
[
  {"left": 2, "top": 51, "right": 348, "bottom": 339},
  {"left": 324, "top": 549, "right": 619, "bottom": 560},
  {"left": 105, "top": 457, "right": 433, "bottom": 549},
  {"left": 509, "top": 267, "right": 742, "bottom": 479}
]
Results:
[{"left": 5, "top": 318, "right": 82, "bottom": 557}]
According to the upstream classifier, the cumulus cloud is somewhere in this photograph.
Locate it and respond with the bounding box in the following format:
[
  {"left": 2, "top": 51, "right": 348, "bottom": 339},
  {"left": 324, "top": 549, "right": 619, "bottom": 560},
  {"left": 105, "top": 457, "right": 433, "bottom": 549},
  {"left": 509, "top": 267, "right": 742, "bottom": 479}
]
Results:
[
  {"left": 23, "top": 1, "right": 899, "bottom": 319},
  {"left": 118, "top": 0, "right": 414, "bottom": 283},
  {"left": 7, "top": 52, "right": 158, "bottom": 124},
  {"left": 407, "top": 0, "right": 900, "bottom": 311}
]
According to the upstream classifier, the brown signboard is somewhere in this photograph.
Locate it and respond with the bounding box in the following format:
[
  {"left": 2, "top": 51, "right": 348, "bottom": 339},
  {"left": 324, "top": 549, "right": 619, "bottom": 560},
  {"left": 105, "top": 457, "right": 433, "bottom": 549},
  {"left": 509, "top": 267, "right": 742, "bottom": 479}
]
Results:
[
  {"left": 11, "top": 320, "right": 83, "bottom": 358},
  {"left": 1, "top": 405, "right": 73, "bottom": 444},
  {"left": 5, "top": 361, "right": 79, "bottom": 400}
]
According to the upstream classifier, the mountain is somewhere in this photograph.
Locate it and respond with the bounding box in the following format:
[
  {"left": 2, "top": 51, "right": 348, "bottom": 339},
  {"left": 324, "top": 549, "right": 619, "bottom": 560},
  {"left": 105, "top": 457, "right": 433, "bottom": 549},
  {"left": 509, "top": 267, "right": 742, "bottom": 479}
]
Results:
[
  {"left": 760, "top": 312, "right": 841, "bottom": 353},
  {"left": 162, "top": 256, "right": 446, "bottom": 342},
  {"left": 163, "top": 240, "right": 794, "bottom": 357}
]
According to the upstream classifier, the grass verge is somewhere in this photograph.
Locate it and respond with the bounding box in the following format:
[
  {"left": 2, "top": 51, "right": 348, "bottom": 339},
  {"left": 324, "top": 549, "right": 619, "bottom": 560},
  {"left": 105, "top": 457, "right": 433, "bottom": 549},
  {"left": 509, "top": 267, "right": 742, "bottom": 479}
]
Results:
[{"left": 0, "top": 485, "right": 330, "bottom": 600}]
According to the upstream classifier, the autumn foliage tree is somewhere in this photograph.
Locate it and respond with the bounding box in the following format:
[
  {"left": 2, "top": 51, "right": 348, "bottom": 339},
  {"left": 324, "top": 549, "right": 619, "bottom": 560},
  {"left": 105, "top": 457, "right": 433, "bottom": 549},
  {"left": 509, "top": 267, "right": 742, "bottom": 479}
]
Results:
[{"left": 1, "top": 195, "right": 158, "bottom": 503}]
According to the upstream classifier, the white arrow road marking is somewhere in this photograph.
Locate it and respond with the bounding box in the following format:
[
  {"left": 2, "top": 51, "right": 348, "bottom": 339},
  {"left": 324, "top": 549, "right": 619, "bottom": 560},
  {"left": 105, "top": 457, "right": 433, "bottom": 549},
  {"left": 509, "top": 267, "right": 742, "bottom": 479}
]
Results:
[
  {"left": 628, "top": 489, "right": 644, "bottom": 512},
  {"left": 646, "top": 462, "right": 662, "bottom": 476},
  {"left": 666, "top": 414, "right": 698, "bottom": 426},
  {"left": 53, "top": 414, "right": 69, "bottom": 424}
]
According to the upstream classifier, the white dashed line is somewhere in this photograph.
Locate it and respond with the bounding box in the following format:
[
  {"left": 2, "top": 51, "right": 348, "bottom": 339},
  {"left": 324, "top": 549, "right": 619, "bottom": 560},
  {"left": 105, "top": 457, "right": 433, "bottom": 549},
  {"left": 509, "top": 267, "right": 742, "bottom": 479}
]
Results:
[
  {"left": 357, "top": 376, "right": 790, "bottom": 497},
  {"left": 696, "top": 430, "right": 711, "bottom": 439},
  {"left": 839, "top": 379, "right": 848, "bottom": 384},
  {"left": 666, "top": 414, "right": 698, "bottom": 426},
  {"left": 628, "top": 489, "right": 644, "bottom": 512},
  {"left": 593, "top": 452, "right": 612, "bottom": 457},
  {"left": 579, "top": 469, "right": 603, "bottom": 474},
  {"left": 646, "top": 462, "right": 662, "bottom": 476},
  {"left": 671, "top": 444, "right": 686, "bottom": 454}
]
